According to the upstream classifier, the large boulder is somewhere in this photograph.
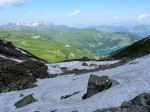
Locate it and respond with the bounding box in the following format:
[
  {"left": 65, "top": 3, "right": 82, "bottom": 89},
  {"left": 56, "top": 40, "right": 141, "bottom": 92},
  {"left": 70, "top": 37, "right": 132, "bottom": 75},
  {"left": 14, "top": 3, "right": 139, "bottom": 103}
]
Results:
[
  {"left": 14, "top": 94, "right": 36, "bottom": 108},
  {"left": 82, "top": 74, "right": 118, "bottom": 99},
  {"left": 95, "top": 93, "right": 150, "bottom": 112}
]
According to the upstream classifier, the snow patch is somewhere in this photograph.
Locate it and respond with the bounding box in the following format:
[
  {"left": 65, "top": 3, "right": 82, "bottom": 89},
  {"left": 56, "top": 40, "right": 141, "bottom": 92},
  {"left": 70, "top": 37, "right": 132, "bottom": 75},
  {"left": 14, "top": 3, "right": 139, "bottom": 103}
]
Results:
[
  {"left": 15, "top": 48, "right": 28, "bottom": 55},
  {"left": 0, "top": 54, "right": 24, "bottom": 63}
]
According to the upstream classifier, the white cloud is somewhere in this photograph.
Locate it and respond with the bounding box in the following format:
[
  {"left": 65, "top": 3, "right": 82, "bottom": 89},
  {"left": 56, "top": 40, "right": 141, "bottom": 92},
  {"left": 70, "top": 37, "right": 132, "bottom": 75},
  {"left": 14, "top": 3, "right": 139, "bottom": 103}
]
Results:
[
  {"left": 138, "top": 13, "right": 150, "bottom": 20},
  {"left": 0, "top": 0, "right": 30, "bottom": 8},
  {"left": 66, "top": 10, "right": 80, "bottom": 17},
  {"left": 113, "top": 16, "right": 119, "bottom": 20},
  {"left": 28, "top": 10, "right": 38, "bottom": 15}
]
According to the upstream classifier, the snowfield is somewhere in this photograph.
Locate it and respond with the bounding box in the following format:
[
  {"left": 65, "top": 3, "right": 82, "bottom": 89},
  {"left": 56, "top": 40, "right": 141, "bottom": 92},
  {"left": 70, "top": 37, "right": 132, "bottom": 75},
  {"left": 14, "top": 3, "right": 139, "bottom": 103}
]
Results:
[
  {"left": 0, "top": 54, "right": 150, "bottom": 112},
  {"left": 46, "top": 60, "right": 119, "bottom": 74}
]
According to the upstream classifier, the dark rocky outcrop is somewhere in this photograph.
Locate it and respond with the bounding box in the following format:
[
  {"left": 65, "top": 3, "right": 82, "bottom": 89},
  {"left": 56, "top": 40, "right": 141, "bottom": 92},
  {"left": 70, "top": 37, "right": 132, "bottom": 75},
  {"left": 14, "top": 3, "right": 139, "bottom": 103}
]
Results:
[
  {"left": 0, "top": 59, "right": 49, "bottom": 92},
  {"left": 0, "top": 39, "right": 45, "bottom": 61},
  {"left": 14, "top": 94, "right": 36, "bottom": 108},
  {"left": 14, "top": 60, "right": 49, "bottom": 79},
  {"left": 95, "top": 93, "right": 150, "bottom": 112},
  {"left": 82, "top": 75, "right": 118, "bottom": 99},
  {"left": 0, "top": 40, "right": 50, "bottom": 92}
]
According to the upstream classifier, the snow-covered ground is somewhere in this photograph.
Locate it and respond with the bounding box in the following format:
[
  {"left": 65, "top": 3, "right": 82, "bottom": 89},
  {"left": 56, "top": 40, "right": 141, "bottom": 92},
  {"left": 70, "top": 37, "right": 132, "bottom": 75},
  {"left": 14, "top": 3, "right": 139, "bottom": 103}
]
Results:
[
  {"left": 0, "top": 54, "right": 24, "bottom": 63},
  {"left": 46, "top": 60, "right": 119, "bottom": 74},
  {"left": 0, "top": 54, "right": 150, "bottom": 112}
]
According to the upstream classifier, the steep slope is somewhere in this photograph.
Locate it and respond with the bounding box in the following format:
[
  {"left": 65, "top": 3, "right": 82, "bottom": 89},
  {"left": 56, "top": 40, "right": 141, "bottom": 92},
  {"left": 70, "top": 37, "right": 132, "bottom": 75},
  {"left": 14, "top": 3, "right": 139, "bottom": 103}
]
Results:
[
  {"left": 0, "top": 51, "right": 150, "bottom": 112},
  {"left": 114, "top": 32, "right": 143, "bottom": 41},
  {"left": 0, "top": 39, "right": 50, "bottom": 93},
  {"left": 0, "top": 39, "right": 44, "bottom": 61},
  {"left": 113, "top": 36, "right": 150, "bottom": 59}
]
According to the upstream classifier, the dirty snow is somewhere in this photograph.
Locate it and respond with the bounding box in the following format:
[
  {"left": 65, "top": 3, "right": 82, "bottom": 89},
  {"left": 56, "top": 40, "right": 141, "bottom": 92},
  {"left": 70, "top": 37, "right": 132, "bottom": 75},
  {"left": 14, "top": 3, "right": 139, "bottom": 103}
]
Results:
[
  {"left": 46, "top": 60, "right": 119, "bottom": 74},
  {"left": 15, "top": 48, "right": 28, "bottom": 55},
  {"left": 0, "top": 55, "right": 150, "bottom": 112},
  {"left": 0, "top": 54, "right": 24, "bottom": 63}
]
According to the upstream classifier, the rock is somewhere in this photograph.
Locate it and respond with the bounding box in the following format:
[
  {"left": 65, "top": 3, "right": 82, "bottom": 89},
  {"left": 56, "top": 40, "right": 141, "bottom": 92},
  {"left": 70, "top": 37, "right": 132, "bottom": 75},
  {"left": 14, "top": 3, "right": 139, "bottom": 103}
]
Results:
[
  {"left": 82, "top": 62, "right": 88, "bottom": 66},
  {"left": 60, "top": 67, "right": 68, "bottom": 70},
  {"left": 15, "top": 60, "right": 49, "bottom": 79},
  {"left": 14, "top": 94, "right": 36, "bottom": 108},
  {"left": 0, "top": 65, "right": 36, "bottom": 92},
  {"left": 94, "top": 93, "right": 150, "bottom": 112},
  {"left": 20, "top": 94, "right": 24, "bottom": 97},
  {"left": 0, "top": 59, "right": 49, "bottom": 92},
  {"left": 61, "top": 91, "right": 80, "bottom": 99},
  {"left": 50, "top": 109, "right": 57, "bottom": 112},
  {"left": 82, "top": 74, "right": 118, "bottom": 99},
  {"left": 2, "top": 80, "right": 37, "bottom": 92}
]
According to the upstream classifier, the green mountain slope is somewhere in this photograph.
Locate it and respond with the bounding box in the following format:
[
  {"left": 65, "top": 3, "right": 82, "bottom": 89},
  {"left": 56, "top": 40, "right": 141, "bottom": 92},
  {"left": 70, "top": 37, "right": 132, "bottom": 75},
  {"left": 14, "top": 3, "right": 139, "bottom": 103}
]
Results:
[
  {"left": 0, "top": 29, "right": 137, "bottom": 62},
  {"left": 113, "top": 36, "right": 150, "bottom": 59},
  {"left": 41, "top": 29, "right": 134, "bottom": 51}
]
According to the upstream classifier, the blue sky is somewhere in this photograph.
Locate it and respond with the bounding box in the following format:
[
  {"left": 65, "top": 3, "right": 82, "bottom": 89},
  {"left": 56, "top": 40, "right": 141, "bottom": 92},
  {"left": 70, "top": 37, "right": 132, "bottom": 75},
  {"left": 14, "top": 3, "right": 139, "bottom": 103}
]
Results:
[{"left": 0, "top": 0, "right": 150, "bottom": 26}]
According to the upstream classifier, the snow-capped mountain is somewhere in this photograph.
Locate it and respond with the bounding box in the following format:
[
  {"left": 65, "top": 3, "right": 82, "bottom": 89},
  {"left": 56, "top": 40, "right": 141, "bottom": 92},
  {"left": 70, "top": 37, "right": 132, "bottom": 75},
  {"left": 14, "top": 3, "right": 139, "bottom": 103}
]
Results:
[
  {"left": 0, "top": 22, "right": 76, "bottom": 31},
  {"left": 15, "top": 22, "right": 50, "bottom": 27}
]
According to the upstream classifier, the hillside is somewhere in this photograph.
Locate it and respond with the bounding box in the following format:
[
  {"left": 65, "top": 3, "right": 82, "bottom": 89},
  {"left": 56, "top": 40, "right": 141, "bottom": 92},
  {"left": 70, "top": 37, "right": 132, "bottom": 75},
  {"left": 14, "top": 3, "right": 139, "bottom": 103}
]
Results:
[
  {"left": 0, "top": 29, "right": 137, "bottom": 62},
  {"left": 89, "top": 25, "right": 150, "bottom": 37},
  {"left": 113, "top": 36, "right": 150, "bottom": 59},
  {"left": 0, "top": 38, "right": 150, "bottom": 112}
]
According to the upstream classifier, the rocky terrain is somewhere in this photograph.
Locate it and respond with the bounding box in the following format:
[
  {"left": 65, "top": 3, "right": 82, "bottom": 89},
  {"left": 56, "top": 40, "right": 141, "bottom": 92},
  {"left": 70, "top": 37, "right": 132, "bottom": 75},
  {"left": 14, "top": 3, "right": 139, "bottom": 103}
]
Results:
[{"left": 0, "top": 39, "right": 50, "bottom": 93}]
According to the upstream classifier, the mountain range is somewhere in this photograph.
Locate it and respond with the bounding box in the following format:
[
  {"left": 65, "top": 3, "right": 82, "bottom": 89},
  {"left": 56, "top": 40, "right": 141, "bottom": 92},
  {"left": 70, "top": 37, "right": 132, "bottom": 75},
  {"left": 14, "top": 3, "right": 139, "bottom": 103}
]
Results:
[{"left": 88, "top": 25, "right": 150, "bottom": 37}]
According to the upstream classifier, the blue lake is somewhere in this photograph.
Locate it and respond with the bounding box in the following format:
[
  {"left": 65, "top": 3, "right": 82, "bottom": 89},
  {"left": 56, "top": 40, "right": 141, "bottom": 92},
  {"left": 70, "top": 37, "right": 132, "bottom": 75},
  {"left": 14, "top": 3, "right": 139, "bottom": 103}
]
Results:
[{"left": 97, "top": 45, "right": 128, "bottom": 56}]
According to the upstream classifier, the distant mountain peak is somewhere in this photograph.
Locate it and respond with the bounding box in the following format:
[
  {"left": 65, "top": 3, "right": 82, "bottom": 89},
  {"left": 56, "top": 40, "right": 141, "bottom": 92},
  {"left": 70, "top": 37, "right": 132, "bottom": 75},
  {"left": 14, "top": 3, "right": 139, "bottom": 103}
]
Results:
[
  {"left": 0, "top": 22, "right": 76, "bottom": 31},
  {"left": 15, "top": 22, "right": 52, "bottom": 27}
]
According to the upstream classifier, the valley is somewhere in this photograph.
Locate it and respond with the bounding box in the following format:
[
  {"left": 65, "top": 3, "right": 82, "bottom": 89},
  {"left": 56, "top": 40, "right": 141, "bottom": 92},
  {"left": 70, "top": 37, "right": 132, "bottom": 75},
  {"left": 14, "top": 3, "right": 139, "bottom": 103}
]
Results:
[{"left": 0, "top": 27, "right": 139, "bottom": 62}]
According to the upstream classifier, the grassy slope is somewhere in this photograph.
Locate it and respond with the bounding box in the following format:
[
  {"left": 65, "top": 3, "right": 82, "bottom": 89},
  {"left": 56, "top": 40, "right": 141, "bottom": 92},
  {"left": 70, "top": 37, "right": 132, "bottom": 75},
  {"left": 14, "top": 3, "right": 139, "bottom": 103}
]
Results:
[
  {"left": 0, "top": 29, "right": 135, "bottom": 62},
  {"left": 0, "top": 31, "right": 96, "bottom": 62},
  {"left": 113, "top": 36, "right": 150, "bottom": 59}
]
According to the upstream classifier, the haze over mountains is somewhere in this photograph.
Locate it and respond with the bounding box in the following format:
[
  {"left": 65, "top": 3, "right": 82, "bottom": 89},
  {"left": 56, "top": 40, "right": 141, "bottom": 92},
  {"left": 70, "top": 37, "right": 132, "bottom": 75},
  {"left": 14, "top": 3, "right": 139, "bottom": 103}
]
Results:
[{"left": 0, "top": 22, "right": 150, "bottom": 38}]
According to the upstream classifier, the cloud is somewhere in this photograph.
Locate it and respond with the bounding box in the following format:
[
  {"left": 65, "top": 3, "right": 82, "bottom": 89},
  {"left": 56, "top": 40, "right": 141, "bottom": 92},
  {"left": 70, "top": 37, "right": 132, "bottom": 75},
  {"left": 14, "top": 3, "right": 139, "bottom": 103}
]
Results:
[
  {"left": 28, "top": 10, "right": 38, "bottom": 15},
  {"left": 113, "top": 16, "right": 119, "bottom": 20},
  {"left": 138, "top": 13, "right": 150, "bottom": 20},
  {"left": 66, "top": 10, "right": 80, "bottom": 17},
  {"left": 0, "top": 0, "right": 30, "bottom": 8}
]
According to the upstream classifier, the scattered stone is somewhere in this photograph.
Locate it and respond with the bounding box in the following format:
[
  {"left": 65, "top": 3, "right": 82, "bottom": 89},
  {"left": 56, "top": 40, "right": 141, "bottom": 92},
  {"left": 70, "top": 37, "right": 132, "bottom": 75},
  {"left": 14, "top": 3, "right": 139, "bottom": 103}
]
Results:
[
  {"left": 82, "top": 62, "right": 88, "bottom": 66},
  {"left": 94, "top": 93, "right": 150, "bottom": 112},
  {"left": 50, "top": 109, "right": 57, "bottom": 112},
  {"left": 60, "top": 67, "right": 68, "bottom": 70},
  {"left": 14, "top": 94, "right": 36, "bottom": 108},
  {"left": 89, "top": 63, "right": 97, "bottom": 67},
  {"left": 82, "top": 74, "right": 118, "bottom": 99},
  {"left": 61, "top": 91, "right": 80, "bottom": 99},
  {"left": 19, "top": 94, "right": 24, "bottom": 97}
]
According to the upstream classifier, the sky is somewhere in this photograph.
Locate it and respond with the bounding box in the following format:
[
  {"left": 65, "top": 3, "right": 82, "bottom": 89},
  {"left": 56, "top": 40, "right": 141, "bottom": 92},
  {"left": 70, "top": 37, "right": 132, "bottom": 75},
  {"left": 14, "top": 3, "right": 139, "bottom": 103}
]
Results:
[{"left": 0, "top": 0, "right": 150, "bottom": 26}]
